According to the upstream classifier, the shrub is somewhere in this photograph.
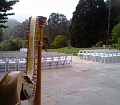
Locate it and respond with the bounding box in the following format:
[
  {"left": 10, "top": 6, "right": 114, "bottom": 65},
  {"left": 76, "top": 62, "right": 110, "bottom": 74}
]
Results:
[
  {"left": 111, "top": 23, "right": 120, "bottom": 43},
  {"left": 1, "top": 39, "right": 27, "bottom": 51},
  {"left": 14, "top": 39, "right": 27, "bottom": 50},
  {"left": 110, "top": 44, "right": 117, "bottom": 49},
  {"left": 51, "top": 35, "right": 67, "bottom": 49},
  {"left": 95, "top": 41, "right": 103, "bottom": 47},
  {"left": 1, "top": 39, "right": 16, "bottom": 51}
]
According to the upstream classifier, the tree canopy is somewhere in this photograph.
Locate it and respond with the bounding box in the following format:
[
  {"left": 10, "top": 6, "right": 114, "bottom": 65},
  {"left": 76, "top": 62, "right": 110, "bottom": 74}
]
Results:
[
  {"left": 2, "top": 19, "right": 20, "bottom": 40},
  {"left": 0, "top": 0, "right": 120, "bottom": 49},
  {"left": 45, "top": 13, "right": 70, "bottom": 44},
  {"left": 12, "top": 19, "right": 28, "bottom": 39},
  {"left": 69, "top": 0, "right": 108, "bottom": 48},
  {"left": 111, "top": 22, "right": 120, "bottom": 43},
  {"left": 0, "top": 0, "right": 19, "bottom": 28},
  {"left": 108, "top": 0, "right": 120, "bottom": 30}
]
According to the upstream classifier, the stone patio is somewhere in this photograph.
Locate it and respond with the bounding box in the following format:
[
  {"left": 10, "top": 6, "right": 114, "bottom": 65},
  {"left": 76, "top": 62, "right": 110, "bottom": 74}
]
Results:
[{"left": 0, "top": 56, "right": 120, "bottom": 105}]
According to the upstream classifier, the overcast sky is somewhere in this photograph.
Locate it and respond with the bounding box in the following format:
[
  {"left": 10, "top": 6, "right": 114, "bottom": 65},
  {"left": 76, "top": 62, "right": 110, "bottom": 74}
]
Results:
[{"left": 8, "top": 0, "right": 79, "bottom": 22}]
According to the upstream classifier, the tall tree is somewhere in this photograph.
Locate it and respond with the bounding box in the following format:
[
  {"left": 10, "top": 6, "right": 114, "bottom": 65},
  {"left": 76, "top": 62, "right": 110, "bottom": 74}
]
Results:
[
  {"left": 106, "top": 0, "right": 120, "bottom": 42},
  {"left": 111, "top": 22, "right": 120, "bottom": 43},
  {"left": 0, "top": 0, "right": 19, "bottom": 28},
  {"left": 12, "top": 19, "right": 29, "bottom": 39},
  {"left": 47, "top": 13, "right": 70, "bottom": 44},
  {"left": 69, "top": 0, "right": 108, "bottom": 48},
  {"left": 110, "top": 0, "right": 120, "bottom": 29}
]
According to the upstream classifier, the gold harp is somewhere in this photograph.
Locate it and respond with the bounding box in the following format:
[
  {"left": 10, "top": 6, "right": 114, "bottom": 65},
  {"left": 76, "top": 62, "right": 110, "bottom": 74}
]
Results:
[{"left": 0, "top": 16, "right": 47, "bottom": 105}]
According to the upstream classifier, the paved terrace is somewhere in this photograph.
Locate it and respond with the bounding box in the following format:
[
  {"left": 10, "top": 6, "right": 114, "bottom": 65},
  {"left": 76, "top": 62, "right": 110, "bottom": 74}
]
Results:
[{"left": 0, "top": 56, "right": 120, "bottom": 105}]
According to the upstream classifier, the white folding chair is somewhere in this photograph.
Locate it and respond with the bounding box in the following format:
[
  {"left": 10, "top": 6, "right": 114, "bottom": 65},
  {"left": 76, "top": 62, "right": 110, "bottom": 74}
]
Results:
[
  {"left": 77, "top": 50, "right": 86, "bottom": 59},
  {"left": 17, "top": 57, "right": 26, "bottom": 71},
  {"left": 42, "top": 56, "right": 53, "bottom": 70},
  {"left": 64, "top": 54, "right": 73, "bottom": 67},
  {"left": 7, "top": 57, "right": 18, "bottom": 71},
  {"left": 0, "top": 57, "right": 7, "bottom": 72}
]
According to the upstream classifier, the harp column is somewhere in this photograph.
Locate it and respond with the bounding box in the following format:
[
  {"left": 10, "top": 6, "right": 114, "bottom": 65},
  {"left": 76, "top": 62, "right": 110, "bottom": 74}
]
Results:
[{"left": 33, "top": 16, "right": 47, "bottom": 105}]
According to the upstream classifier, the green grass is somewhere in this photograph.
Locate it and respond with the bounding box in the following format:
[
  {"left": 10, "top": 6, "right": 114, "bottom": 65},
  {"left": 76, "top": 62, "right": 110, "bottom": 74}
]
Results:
[
  {"left": 0, "top": 51, "right": 19, "bottom": 53},
  {"left": 48, "top": 48, "right": 80, "bottom": 56},
  {"left": 0, "top": 47, "right": 105, "bottom": 56},
  {"left": 47, "top": 47, "right": 105, "bottom": 56}
]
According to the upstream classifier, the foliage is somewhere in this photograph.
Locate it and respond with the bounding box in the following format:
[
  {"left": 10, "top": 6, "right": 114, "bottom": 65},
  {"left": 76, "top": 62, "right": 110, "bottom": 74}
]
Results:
[
  {"left": 111, "top": 22, "right": 120, "bottom": 43},
  {"left": 0, "top": 28, "right": 3, "bottom": 42},
  {"left": 51, "top": 35, "right": 67, "bottom": 48},
  {"left": 95, "top": 41, "right": 104, "bottom": 47},
  {"left": 110, "top": 44, "right": 117, "bottom": 49},
  {"left": 0, "top": 0, "right": 19, "bottom": 28},
  {"left": 2, "top": 19, "right": 21, "bottom": 40},
  {"left": 69, "top": 0, "right": 108, "bottom": 48},
  {"left": 118, "top": 38, "right": 120, "bottom": 49},
  {"left": 2, "top": 19, "right": 28, "bottom": 40},
  {"left": 0, "top": 38, "right": 26, "bottom": 51},
  {"left": 12, "top": 19, "right": 29, "bottom": 39},
  {"left": 44, "top": 13, "right": 70, "bottom": 44},
  {"left": 106, "top": 0, "right": 120, "bottom": 32},
  {"left": 1, "top": 39, "right": 16, "bottom": 51},
  {"left": 105, "top": 0, "right": 120, "bottom": 44},
  {"left": 14, "top": 38, "right": 27, "bottom": 49}
]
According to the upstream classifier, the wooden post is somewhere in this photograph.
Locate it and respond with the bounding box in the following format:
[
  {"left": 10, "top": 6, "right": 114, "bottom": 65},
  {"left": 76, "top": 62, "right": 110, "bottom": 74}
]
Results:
[{"left": 33, "top": 16, "right": 47, "bottom": 105}]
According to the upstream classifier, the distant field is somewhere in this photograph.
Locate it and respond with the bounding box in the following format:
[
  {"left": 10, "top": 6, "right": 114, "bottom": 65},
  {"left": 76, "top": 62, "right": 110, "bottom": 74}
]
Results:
[
  {"left": 0, "top": 47, "right": 104, "bottom": 56},
  {"left": 47, "top": 47, "right": 104, "bottom": 56},
  {"left": 48, "top": 48, "right": 80, "bottom": 56}
]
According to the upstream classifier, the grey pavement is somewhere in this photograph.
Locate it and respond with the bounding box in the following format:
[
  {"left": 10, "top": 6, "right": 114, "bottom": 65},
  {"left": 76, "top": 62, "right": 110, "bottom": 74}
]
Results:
[{"left": 0, "top": 56, "right": 120, "bottom": 105}]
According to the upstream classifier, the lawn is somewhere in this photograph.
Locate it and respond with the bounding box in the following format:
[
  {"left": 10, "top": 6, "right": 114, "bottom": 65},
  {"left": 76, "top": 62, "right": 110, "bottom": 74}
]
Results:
[
  {"left": 0, "top": 47, "right": 104, "bottom": 56},
  {"left": 47, "top": 47, "right": 104, "bottom": 56},
  {"left": 48, "top": 48, "right": 80, "bottom": 56}
]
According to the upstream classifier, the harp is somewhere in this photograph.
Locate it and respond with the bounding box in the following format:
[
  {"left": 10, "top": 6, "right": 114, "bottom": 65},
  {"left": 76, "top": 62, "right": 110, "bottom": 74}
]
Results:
[{"left": 0, "top": 16, "right": 47, "bottom": 105}]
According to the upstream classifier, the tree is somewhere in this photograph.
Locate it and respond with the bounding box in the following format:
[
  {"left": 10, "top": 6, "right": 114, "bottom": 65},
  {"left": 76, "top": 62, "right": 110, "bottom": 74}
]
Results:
[
  {"left": 0, "top": 39, "right": 17, "bottom": 51},
  {"left": 12, "top": 19, "right": 29, "bottom": 39},
  {"left": 2, "top": 19, "right": 20, "bottom": 40},
  {"left": 69, "top": 0, "right": 108, "bottom": 48},
  {"left": 44, "top": 23, "right": 49, "bottom": 39},
  {"left": 47, "top": 13, "right": 70, "bottom": 44},
  {"left": 111, "top": 22, "right": 120, "bottom": 43},
  {"left": 0, "top": 28, "right": 3, "bottom": 42},
  {"left": 0, "top": 0, "right": 19, "bottom": 28},
  {"left": 106, "top": 0, "right": 120, "bottom": 43},
  {"left": 0, "top": 38, "right": 26, "bottom": 51},
  {"left": 108, "top": 0, "right": 120, "bottom": 30}
]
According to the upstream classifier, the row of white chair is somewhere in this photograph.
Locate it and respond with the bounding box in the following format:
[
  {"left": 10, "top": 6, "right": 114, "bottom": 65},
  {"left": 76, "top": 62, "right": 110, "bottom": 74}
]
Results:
[
  {"left": 42, "top": 53, "right": 73, "bottom": 70},
  {"left": 0, "top": 52, "right": 58, "bottom": 58},
  {"left": 0, "top": 52, "right": 73, "bottom": 71},
  {"left": 77, "top": 49, "right": 120, "bottom": 63},
  {"left": 0, "top": 52, "right": 27, "bottom": 58},
  {"left": 0, "top": 57, "right": 26, "bottom": 72}
]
